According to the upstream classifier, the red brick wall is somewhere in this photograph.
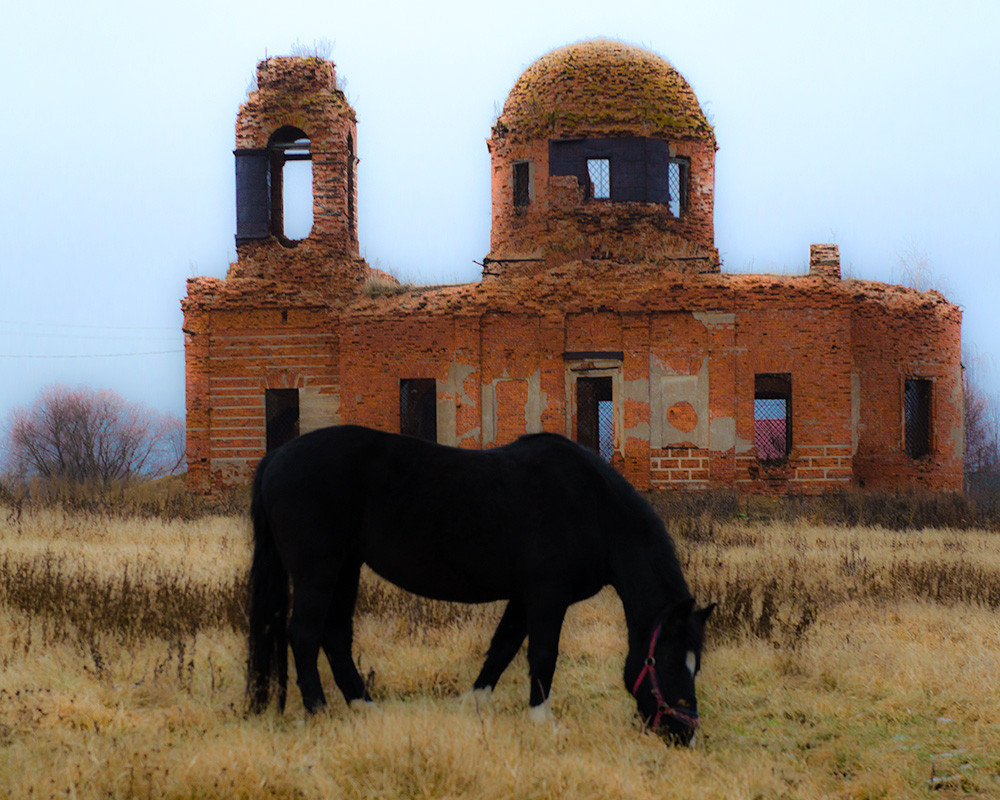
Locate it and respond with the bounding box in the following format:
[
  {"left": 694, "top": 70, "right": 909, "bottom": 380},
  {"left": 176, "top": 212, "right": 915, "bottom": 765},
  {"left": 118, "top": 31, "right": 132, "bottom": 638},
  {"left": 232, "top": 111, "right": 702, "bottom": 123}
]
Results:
[
  {"left": 183, "top": 278, "right": 339, "bottom": 492},
  {"left": 185, "top": 275, "right": 963, "bottom": 495},
  {"left": 852, "top": 291, "right": 963, "bottom": 490}
]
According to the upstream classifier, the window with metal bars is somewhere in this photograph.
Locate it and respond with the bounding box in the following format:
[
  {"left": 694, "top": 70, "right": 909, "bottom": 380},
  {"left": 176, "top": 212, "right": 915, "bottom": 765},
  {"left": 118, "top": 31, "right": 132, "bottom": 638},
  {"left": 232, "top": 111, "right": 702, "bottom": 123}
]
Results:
[
  {"left": 400, "top": 379, "right": 437, "bottom": 442},
  {"left": 904, "top": 378, "right": 932, "bottom": 458},
  {"left": 587, "top": 158, "right": 610, "bottom": 200},
  {"left": 668, "top": 158, "right": 689, "bottom": 217},
  {"left": 513, "top": 161, "right": 530, "bottom": 207},
  {"left": 597, "top": 399, "right": 614, "bottom": 462},
  {"left": 754, "top": 374, "right": 792, "bottom": 462}
]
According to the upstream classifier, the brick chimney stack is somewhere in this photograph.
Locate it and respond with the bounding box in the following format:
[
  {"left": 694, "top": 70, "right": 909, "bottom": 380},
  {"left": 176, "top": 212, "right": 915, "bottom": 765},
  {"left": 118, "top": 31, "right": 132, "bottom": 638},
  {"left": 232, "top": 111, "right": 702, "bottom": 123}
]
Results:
[{"left": 809, "top": 244, "right": 841, "bottom": 280}]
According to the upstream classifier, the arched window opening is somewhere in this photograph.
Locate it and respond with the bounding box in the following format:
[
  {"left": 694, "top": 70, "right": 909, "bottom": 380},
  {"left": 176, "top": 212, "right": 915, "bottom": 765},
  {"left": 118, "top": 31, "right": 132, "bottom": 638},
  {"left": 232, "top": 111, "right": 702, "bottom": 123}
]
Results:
[
  {"left": 347, "top": 134, "right": 356, "bottom": 240},
  {"left": 282, "top": 155, "right": 313, "bottom": 240},
  {"left": 268, "top": 126, "right": 312, "bottom": 244}
]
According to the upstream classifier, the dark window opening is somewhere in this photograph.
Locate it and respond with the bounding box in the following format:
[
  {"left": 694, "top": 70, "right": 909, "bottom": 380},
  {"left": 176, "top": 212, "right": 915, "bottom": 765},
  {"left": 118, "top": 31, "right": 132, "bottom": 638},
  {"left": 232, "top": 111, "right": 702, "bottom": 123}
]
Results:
[
  {"left": 668, "top": 158, "right": 689, "bottom": 218},
  {"left": 587, "top": 158, "right": 610, "bottom": 200},
  {"left": 577, "top": 377, "right": 613, "bottom": 461},
  {"left": 754, "top": 374, "right": 792, "bottom": 462},
  {"left": 513, "top": 161, "right": 530, "bottom": 207},
  {"left": 400, "top": 379, "right": 437, "bottom": 442},
  {"left": 268, "top": 126, "right": 312, "bottom": 244},
  {"left": 904, "top": 378, "right": 932, "bottom": 458},
  {"left": 549, "top": 137, "right": 687, "bottom": 207},
  {"left": 235, "top": 149, "right": 270, "bottom": 243},
  {"left": 265, "top": 389, "right": 299, "bottom": 453}
]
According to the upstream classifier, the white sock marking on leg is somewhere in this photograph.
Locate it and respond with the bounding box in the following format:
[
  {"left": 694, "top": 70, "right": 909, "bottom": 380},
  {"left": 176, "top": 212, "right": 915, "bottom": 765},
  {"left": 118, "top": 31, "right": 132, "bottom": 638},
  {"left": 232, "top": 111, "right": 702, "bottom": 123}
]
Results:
[
  {"left": 472, "top": 687, "right": 493, "bottom": 711},
  {"left": 528, "top": 696, "right": 553, "bottom": 724}
]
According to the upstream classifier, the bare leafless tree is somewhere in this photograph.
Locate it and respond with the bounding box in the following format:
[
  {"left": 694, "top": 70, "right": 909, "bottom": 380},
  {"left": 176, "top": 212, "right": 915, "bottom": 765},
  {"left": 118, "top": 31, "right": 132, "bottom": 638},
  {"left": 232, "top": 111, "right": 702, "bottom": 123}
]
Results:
[
  {"left": 963, "top": 347, "right": 1000, "bottom": 498},
  {"left": 2, "top": 385, "right": 184, "bottom": 486}
]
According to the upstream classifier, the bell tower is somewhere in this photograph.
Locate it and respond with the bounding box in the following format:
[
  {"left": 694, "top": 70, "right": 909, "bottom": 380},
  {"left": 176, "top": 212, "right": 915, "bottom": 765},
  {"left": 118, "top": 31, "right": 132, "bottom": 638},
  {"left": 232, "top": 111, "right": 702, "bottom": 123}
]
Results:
[{"left": 229, "top": 56, "right": 366, "bottom": 297}]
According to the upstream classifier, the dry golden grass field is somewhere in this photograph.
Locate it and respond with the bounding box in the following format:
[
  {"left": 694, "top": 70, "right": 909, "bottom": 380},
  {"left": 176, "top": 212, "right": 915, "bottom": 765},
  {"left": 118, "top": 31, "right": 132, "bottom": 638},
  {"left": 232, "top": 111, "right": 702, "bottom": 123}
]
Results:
[{"left": 2, "top": 498, "right": 1000, "bottom": 799}]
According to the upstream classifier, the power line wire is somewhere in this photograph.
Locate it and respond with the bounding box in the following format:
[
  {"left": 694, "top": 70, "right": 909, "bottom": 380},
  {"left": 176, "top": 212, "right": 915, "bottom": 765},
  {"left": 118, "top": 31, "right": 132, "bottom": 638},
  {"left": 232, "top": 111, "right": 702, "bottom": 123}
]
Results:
[
  {"left": 0, "top": 319, "right": 176, "bottom": 331},
  {"left": 0, "top": 350, "right": 184, "bottom": 359},
  {"left": 0, "top": 332, "right": 181, "bottom": 341}
]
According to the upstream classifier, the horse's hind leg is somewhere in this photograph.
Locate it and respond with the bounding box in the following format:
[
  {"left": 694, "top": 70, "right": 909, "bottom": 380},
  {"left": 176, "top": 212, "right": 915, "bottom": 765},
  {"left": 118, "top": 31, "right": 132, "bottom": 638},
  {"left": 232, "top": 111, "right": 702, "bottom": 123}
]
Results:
[
  {"left": 321, "top": 560, "right": 371, "bottom": 706},
  {"left": 473, "top": 598, "right": 527, "bottom": 696},
  {"left": 287, "top": 579, "right": 334, "bottom": 714}
]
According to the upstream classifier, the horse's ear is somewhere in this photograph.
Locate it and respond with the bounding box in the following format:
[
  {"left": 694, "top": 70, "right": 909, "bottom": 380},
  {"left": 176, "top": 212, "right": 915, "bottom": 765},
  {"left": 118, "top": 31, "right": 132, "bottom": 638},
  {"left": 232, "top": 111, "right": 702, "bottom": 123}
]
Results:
[
  {"left": 695, "top": 603, "right": 717, "bottom": 625},
  {"left": 661, "top": 597, "right": 695, "bottom": 624}
]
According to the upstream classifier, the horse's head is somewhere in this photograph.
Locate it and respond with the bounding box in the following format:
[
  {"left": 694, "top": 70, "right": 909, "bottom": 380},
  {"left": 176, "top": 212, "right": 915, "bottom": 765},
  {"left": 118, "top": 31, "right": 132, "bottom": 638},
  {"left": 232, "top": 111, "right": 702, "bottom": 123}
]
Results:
[{"left": 627, "top": 598, "right": 715, "bottom": 745}]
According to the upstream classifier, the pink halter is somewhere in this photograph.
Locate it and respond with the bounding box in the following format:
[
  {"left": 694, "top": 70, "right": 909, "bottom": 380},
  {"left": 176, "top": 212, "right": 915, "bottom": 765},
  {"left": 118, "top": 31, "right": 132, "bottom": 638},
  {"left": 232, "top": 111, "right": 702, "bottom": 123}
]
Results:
[{"left": 631, "top": 622, "right": 699, "bottom": 731}]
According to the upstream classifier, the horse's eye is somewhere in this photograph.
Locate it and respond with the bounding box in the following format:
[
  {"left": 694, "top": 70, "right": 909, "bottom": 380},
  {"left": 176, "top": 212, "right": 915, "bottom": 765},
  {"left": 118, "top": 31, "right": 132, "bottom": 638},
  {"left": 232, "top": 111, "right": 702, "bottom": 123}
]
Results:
[{"left": 685, "top": 651, "right": 697, "bottom": 677}]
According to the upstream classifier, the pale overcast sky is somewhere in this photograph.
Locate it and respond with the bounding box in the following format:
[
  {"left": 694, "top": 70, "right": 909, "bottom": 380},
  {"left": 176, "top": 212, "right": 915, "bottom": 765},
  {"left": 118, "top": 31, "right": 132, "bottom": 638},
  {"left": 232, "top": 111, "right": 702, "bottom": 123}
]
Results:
[{"left": 2, "top": 0, "right": 998, "bottom": 425}]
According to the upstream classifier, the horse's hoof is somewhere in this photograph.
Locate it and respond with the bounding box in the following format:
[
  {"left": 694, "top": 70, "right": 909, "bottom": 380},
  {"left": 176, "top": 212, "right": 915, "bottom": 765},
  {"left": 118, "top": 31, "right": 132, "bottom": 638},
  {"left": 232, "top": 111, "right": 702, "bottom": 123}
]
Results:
[
  {"left": 460, "top": 686, "right": 493, "bottom": 713},
  {"left": 527, "top": 698, "right": 554, "bottom": 724},
  {"left": 349, "top": 699, "right": 379, "bottom": 712}
]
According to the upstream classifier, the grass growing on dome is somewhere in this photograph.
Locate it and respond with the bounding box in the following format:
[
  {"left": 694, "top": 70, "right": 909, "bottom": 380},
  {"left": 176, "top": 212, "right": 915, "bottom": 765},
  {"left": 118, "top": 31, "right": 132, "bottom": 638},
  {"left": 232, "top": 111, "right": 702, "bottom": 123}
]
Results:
[{"left": 496, "top": 39, "right": 714, "bottom": 143}]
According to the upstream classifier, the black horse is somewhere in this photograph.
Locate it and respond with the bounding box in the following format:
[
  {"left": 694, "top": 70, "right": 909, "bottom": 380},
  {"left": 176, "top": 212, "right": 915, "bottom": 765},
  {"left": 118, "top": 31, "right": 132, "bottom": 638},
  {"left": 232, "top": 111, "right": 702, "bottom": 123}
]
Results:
[{"left": 247, "top": 425, "right": 714, "bottom": 743}]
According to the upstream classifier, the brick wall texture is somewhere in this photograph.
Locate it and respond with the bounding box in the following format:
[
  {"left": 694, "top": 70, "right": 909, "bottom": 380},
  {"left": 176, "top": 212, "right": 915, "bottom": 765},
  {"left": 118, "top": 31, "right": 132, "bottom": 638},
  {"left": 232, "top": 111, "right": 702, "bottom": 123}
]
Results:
[{"left": 182, "top": 43, "right": 963, "bottom": 495}]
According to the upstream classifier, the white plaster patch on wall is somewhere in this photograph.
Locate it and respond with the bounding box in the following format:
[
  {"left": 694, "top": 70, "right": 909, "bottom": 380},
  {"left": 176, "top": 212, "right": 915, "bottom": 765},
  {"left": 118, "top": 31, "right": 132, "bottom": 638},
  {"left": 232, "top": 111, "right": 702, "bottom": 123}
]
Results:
[
  {"left": 458, "top": 426, "right": 481, "bottom": 446},
  {"left": 711, "top": 416, "right": 752, "bottom": 453},
  {"left": 299, "top": 387, "right": 341, "bottom": 435},
  {"left": 624, "top": 377, "right": 650, "bottom": 443},
  {"left": 650, "top": 355, "right": 709, "bottom": 448},
  {"left": 482, "top": 370, "right": 543, "bottom": 444},
  {"left": 481, "top": 381, "right": 497, "bottom": 446},
  {"left": 448, "top": 362, "right": 478, "bottom": 408},
  {"left": 692, "top": 311, "right": 735, "bottom": 329},
  {"left": 440, "top": 362, "right": 478, "bottom": 447},
  {"left": 525, "top": 369, "right": 546, "bottom": 433}
]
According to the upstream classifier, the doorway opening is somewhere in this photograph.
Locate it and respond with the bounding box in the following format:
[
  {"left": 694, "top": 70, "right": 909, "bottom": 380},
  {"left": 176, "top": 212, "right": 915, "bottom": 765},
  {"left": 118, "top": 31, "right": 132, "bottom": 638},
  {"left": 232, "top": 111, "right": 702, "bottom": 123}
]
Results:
[{"left": 576, "top": 376, "right": 613, "bottom": 461}]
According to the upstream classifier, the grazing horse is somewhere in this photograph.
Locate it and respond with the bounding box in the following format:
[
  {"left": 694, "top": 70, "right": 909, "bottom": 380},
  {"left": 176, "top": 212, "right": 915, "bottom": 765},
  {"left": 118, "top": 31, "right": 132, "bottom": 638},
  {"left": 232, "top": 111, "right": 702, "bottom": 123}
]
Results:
[{"left": 247, "top": 425, "right": 714, "bottom": 744}]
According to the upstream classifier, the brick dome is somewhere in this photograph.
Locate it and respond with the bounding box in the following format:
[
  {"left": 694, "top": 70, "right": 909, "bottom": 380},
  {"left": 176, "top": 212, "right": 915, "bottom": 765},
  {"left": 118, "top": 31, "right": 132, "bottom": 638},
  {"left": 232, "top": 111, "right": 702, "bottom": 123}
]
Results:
[
  {"left": 494, "top": 39, "right": 714, "bottom": 143},
  {"left": 487, "top": 39, "right": 719, "bottom": 277}
]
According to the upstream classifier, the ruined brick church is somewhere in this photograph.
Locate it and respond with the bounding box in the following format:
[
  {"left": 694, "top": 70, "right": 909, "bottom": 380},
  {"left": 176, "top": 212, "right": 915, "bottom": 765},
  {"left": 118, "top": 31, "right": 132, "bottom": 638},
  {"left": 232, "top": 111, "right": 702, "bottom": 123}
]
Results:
[{"left": 182, "top": 40, "right": 963, "bottom": 494}]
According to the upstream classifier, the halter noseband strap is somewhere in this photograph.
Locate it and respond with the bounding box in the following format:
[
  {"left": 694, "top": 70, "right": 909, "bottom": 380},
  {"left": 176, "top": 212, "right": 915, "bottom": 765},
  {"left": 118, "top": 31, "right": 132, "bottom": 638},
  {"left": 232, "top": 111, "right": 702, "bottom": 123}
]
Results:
[{"left": 631, "top": 622, "right": 699, "bottom": 731}]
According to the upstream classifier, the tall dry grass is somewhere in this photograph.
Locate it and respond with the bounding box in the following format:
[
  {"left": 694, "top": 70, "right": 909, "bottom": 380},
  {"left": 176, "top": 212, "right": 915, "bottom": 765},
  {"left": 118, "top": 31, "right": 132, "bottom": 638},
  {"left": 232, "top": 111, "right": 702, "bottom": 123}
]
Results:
[{"left": 2, "top": 501, "right": 1000, "bottom": 798}]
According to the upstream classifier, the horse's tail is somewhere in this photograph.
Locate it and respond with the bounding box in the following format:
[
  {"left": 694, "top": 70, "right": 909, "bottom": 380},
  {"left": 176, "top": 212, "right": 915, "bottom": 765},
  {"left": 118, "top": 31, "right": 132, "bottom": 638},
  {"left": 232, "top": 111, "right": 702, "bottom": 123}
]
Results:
[{"left": 247, "top": 453, "right": 289, "bottom": 714}]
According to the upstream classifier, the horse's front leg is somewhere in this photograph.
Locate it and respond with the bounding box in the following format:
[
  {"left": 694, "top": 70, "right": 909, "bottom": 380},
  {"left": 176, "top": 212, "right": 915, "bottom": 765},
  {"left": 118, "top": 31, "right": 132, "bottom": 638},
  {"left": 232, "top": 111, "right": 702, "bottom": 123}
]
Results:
[
  {"left": 525, "top": 594, "right": 568, "bottom": 722},
  {"left": 472, "top": 598, "right": 527, "bottom": 702}
]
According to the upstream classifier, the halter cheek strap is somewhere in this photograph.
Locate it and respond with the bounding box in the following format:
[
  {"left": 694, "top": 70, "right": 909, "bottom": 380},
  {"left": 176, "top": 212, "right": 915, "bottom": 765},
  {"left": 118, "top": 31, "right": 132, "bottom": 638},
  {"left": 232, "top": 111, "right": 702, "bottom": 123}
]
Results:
[{"left": 631, "top": 622, "right": 699, "bottom": 731}]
